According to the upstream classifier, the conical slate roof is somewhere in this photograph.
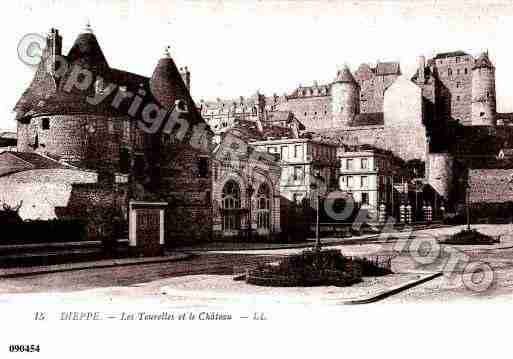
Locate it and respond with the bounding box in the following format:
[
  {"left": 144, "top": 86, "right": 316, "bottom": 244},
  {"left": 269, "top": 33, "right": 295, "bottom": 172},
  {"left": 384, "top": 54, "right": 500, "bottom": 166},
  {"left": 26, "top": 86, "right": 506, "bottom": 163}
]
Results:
[
  {"left": 14, "top": 27, "right": 208, "bottom": 132},
  {"left": 148, "top": 49, "right": 204, "bottom": 126},
  {"left": 67, "top": 31, "right": 109, "bottom": 71},
  {"left": 14, "top": 28, "right": 114, "bottom": 119},
  {"left": 149, "top": 51, "right": 188, "bottom": 109},
  {"left": 473, "top": 52, "right": 494, "bottom": 70},
  {"left": 333, "top": 66, "right": 357, "bottom": 84}
]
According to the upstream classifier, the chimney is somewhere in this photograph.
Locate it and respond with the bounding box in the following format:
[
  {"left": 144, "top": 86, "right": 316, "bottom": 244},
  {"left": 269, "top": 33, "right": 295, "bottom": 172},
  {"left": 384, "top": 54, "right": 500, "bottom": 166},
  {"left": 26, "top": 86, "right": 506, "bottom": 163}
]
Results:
[
  {"left": 180, "top": 66, "right": 191, "bottom": 91},
  {"left": 46, "top": 28, "right": 62, "bottom": 76},
  {"left": 291, "top": 121, "right": 299, "bottom": 139},
  {"left": 418, "top": 55, "right": 426, "bottom": 83}
]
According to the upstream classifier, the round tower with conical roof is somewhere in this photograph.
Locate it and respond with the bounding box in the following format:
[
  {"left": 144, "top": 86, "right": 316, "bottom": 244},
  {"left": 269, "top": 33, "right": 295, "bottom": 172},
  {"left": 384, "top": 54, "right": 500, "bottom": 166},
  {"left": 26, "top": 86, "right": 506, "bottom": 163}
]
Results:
[
  {"left": 331, "top": 65, "right": 359, "bottom": 127},
  {"left": 471, "top": 52, "right": 496, "bottom": 126},
  {"left": 150, "top": 46, "right": 189, "bottom": 110}
]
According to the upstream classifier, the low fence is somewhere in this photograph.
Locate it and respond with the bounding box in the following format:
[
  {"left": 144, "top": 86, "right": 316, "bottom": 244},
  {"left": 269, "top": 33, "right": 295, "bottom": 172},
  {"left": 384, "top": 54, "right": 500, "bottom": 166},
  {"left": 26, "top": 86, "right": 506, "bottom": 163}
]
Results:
[{"left": 309, "top": 220, "right": 446, "bottom": 238}]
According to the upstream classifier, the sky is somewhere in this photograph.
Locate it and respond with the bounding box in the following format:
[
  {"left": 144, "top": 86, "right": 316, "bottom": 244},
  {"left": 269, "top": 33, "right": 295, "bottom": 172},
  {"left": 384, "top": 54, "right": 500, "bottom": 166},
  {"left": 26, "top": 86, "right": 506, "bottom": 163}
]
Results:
[{"left": 2, "top": 0, "right": 513, "bottom": 130}]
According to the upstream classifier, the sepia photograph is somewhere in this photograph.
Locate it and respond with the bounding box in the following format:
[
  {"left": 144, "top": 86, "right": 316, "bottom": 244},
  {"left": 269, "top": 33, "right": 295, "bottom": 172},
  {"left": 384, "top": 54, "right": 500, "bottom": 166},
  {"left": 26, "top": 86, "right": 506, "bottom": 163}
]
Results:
[{"left": 1, "top": 0, "right": 513, "bottom": 357}]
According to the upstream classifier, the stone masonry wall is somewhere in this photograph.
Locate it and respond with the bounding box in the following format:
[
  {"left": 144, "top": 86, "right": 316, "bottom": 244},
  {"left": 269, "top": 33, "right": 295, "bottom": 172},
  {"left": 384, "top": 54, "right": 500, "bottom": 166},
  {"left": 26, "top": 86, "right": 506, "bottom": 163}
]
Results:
[
  {"left": 432, "top": 54, "right": 473, "bottom": 125},
  {"left": 17, "top": 114, "right": 128, "bottom": 172},
  {"left": 158, "top": 142, "right": 213, "bottom": 244}
]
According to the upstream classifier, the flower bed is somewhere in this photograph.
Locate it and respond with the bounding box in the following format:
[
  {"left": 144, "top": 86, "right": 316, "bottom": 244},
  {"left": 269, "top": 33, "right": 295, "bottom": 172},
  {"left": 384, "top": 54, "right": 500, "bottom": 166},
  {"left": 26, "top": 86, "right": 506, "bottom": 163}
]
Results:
[
  {"left": 441, "top": 228, "right": 499, "bottom": 245},
  {"left": 244, "top": 249, "right": 392, "bottom": 287}
]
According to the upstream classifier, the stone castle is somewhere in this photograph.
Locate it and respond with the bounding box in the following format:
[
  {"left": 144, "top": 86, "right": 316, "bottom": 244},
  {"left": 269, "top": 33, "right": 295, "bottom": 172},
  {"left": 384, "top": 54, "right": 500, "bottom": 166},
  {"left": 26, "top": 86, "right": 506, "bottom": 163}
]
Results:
[{"left": 200, "top": 50, "right": 513, "bottom": 207}]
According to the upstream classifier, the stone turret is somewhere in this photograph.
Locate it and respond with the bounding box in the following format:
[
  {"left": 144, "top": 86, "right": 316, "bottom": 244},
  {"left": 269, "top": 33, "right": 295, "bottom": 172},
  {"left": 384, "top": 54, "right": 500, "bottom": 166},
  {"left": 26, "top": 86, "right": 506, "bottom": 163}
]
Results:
[
  {"left": 471, "top": 52, "right": 496, "bottom": 126},
  {"left": 331, "top": 65, "right": 359, "bottom": 126}
]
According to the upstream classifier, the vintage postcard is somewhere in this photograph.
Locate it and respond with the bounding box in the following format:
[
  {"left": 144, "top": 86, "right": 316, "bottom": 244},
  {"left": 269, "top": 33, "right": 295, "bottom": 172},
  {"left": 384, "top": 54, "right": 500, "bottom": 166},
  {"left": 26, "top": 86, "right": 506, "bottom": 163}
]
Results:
[{"left": 0, "top": 0, "right": 511, "bottom": 357}]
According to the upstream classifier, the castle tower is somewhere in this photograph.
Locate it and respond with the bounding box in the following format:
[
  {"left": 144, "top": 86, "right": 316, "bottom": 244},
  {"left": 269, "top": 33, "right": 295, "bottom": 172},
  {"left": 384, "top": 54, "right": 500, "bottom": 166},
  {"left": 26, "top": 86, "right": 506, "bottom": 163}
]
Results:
[
  {"left": 471, "top": 52, "right": 496, "bottom": 126},
  {"left": 331, "top": 65, "right": 359, "bottom": 126}
]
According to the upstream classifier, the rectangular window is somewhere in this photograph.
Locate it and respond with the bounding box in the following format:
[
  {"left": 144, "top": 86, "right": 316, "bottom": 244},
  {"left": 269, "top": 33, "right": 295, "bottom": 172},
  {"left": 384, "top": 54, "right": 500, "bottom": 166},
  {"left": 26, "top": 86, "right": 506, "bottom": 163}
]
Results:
[
  {"left": 293, "top": 166, "right": 303, "bottom": 181},
  {"left": 280, "top": 146, "right": 288, "bottom": 161},
  {"left": 361, "top": 158, "right": 368, "bottom": 169},
  {"left": 361, "top": 176, "right": 368, "bottom": 188},
  {"left": 119, "top": 147, "right": 130, "bottom": 173},
  {"left": 361, "top": 192, "right": 369, "bottom": 204},
  {"left": 42, "top": 118, "right": 50, "bottom": 130},
  {"left": 294, "top": 144, "right": 303, "bottom": 159},
  {"left": 198, "top": 157, "right": 208, "bottom": 178},
  {"left": 347, "top": 176, "right": 354, "bottom": 188},
  {"left": 347, "top": 159, "right": 353, "bottom": 170}
]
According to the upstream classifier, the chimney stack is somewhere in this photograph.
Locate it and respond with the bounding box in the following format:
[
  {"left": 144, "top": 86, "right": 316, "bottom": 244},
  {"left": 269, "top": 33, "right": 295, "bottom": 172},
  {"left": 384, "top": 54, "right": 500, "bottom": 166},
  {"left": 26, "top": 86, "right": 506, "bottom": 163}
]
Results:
[
  {"left": 45, "top": 28, "right": 62, "bottom": 77},
  {"left": 179, "top": 65, "right": 191, "bottom": 92}
]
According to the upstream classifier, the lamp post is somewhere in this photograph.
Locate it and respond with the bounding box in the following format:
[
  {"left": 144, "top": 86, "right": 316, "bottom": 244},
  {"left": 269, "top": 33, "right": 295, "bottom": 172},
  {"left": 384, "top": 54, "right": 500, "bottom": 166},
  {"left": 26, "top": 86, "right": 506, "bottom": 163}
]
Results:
[
  {"left": 459, "top": 177, "right": 471, "bottom": 231},
  {"left": 246, "top": 184, "right": 255, "bottom": 240},
  {"left": 310, "top": 169, "right": 325, "bottom": 251}
]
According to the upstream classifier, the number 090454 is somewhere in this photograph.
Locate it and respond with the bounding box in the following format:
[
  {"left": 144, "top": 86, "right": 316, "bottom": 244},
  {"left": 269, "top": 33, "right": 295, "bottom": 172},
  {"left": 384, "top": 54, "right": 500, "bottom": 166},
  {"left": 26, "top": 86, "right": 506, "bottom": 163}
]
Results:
[{"left": 9, "top": 345, "right": 40, "bottom": 353}]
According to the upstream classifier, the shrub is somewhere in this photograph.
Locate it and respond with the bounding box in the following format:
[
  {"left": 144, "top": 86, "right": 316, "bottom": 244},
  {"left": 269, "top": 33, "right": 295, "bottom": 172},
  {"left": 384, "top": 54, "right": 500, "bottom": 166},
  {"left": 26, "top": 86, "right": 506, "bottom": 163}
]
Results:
[
  {"left": 1, "top": 219, "right": 88, "bottom": 244},
  {"left": 442, "top": 228, "right": 499, "bottom": 245},
  {"left": 244, "top": 249, "right": 392, "bottom": 287}
]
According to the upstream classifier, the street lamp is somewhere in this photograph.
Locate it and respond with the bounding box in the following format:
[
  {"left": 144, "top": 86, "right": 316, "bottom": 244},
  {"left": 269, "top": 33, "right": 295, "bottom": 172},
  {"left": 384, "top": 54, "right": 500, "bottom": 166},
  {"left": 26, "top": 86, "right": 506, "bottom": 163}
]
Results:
[
  {"left": 246, "top": 183, "right": 255, "bottom": 240},
  {"left": 458, "top": 177, "right": 471, "bottom": 231},
  {"left": 310, "top": 169, "right": 325, "bottom": 251}
]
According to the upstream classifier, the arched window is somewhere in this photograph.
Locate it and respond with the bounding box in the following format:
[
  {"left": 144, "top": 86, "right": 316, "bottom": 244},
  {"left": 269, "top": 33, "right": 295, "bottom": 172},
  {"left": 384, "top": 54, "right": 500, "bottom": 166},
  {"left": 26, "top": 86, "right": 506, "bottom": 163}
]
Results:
[
  {"left": 222, "top": 180, "right": 241, "bottom": 231},
  {"left": 256, "top": 183, "right": 271, "bottom": 230}
]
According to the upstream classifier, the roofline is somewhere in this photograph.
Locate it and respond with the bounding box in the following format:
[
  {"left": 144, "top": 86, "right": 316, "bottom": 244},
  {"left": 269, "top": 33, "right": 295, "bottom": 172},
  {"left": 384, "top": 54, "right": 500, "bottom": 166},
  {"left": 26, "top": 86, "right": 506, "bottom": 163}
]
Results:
[{"left": 249, "top": 138, "right": 338, "bottom": 147}]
